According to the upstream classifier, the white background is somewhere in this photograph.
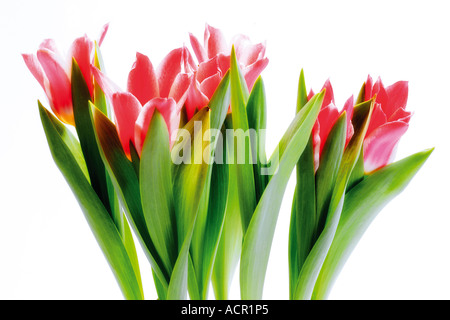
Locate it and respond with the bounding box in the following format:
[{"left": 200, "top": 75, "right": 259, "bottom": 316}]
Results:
[{"left": 1, "top": 0, "right": 449, "bottom": 299}]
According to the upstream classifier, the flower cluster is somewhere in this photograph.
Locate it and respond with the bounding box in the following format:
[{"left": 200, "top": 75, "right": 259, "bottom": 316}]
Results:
[{"left": 24, "top": 23, "right": 432, "bottom": 301}]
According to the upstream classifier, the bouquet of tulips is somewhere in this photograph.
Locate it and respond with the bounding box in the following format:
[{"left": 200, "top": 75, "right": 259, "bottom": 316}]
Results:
[{"left": 23, "top": 23, "right": 432, "bottom": 300}]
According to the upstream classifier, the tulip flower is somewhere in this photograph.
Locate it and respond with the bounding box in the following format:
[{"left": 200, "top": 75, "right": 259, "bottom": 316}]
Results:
[
  {"left": 187, "top": 24, "right": 269, "bottom": 119},
  {"left": 362, "top": 75, "right": 411, "bottom": 173},
  {"left": 22, "top": 24, "right": 109, "bottom": 125},
  {"left": 92, "top": 47, "right": 192, "bottom": 156},
  {"left": 307, "top": 80, "right": 354, "bottom": 171},
  {"left": 308, "top": 76, "right": 411, "bottom": 173}
]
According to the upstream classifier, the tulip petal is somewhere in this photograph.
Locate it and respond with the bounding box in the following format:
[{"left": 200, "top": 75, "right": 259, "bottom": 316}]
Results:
[
  {"left": 389, "top": 107, "right": 412, "bottom": 123},
  {"left": 69, "top": 35, "right": 94, "bottom": 95},
  {"left": 385, "top": 81, "right": 408, "bottom": 119},
  {"left": 185, "top": 79, "right": 210, "bottom": 119},
  {"left": 111, "top": 92, "right": 141, "bottom": 156},
  {"left": 197, "top": 56, "right": 219, "bottom": 83},
  {"left": 169, "top": 73, "right": 191, "bottom": 112},
  {"left": 321, "top": 79, "right": 335, "bottom": 109},
  {"left": 91, "top": 66, "right": 122, "bottom": 101},
  {"left": 189, "top": 32, "right": 207, "bottom": 64},
  {"left": 205, "top": 24, "right": 228, "bottom": 59},
  {"left": 37, "top": 48, "right": 73, "bottom": 125},
  {"left": 157, "top": 48, "right": 184, "bottom": 98},
  {"left": 243, "top": 57, "right": 269, "bottom": 91},
  {"left": 341, "top": 95, "right": 355, "bottom": 146},
  {"left": 22, "top": 53, "right": 47, "bottom": 92},
  {"left": 317, "top": 103, "right": 340, "bottom": 155},
  {"left": 364, "top": 75, "right": 373, "bottom": 101},
  {"left": 217, "top": 53, "right": 231, "bottom": 75},
  {"left": 200, "top": 72, "right": 222, "bottom": 100},
  {"left": 134, "top": 98, "right": 176, "bottom": 155},
  {"left": 363, "top": 121, "right": 409, "bottom": 173},
  {"left": 98, "top": 23, "right": 109, "bottom": 47},
  {"left": 39, "top": 39, "right": 59, "bottom": 54},
  {"left": 127, "top": 52, "right": 159, "bottom": 105},
  {"left": 365, "top": 102, "right": 387, "bottom": 137},
  {"left": 372, "top": 77, "right": 389, "bottom": 113},
  {"left": 233, "top": 34, "right": 266, "bottom": 66}
]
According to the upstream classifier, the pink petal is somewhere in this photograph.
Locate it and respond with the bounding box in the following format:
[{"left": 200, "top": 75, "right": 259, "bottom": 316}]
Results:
[
  {"left": 385, "top": 80, "right": 408, "bottom": 119},
  {"left": 200, "top": 72, "right": 222, "bottom": 100},
  {"left": 341, "top": 95, "right": 355, "bottom": 146},
  {"left": 22, "top": 53, "right": 47, "bottom": 92},
  {"left": 134, "top": 97, "right": 177, "bottom": 155},
  {"left": 91, "top": 66, "right": 122, "bottom": 101},
  {"left": 317, "top": 103, "right": 340, "bottom": 155},
  {"left": 372, "top": 77, "right": 389, "bottom": 115},
  {"left": 321, "top": 79, "right": 335, "bottom": 109},
  {"left": 197, "top": 56, "right": 219, "bottom": 83},
  {"left": 364, "top": 75, "right": 373, "bottom": 101},
  {"left": 39, "top": 39, "right": 59, "bottom": 54},
  {"left": 312, "top": 120, "right": 321, "bottom": 172},
  {"left": 205, "top": 24, "right": 228, "bottom": 58},
  {"left": 189, "top": 32, "right": 207, "bottom": 64},
  {"left": 37, "top": 49, "right": 74, "bottom": 125},
  {"left": 185, "top": 78, "right": 210, "bottom": 120},
  {"left": 365, "top": 102, "right": 387, "bottom": 137},
  {"left": 168, "top": 73, "right": 191, "bottom": 111},
  {"left": 111, "top": 92, "right": 142, "bottom": 156},
  {"left": 157, "top": 47, "right": 184, "bottom": 98},
  {"left": 363, "top": 121, "right": 409, "bottom": 173},
  {"left": 127, "top": 52, "right": 159, "bottom": 105},
  {"left": 233, "top": 34, "right": 266, "bottom": 66},
  {"left": 389, "top": 107, "right": 412, "bottom": 123},
  {"left": 98, "top": 23, "right": 109, "bottom": 46},
  {"left": 243, "top": 57, "right": 269, "bottom": 91},
  {"left": 69, "top": 35, "right": 95, "bottom": 95},
  {"left": 216, "top": 53, "right": 231, "bottom": 75},
  {"left": 307, "top": 89, "right": 315, "bottom": 101}
]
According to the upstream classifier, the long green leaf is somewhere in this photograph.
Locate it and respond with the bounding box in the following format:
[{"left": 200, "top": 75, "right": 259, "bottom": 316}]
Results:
[
  {"left": 314, "top": 113, "right": 347, "bottom": 239},
  {"left": 230, "top": 46, "right": 257, "bottom": 233},
  {"left": 312, "top": 148, "right": 434, "bottom": 299},
  {"left": 246, "top": 76, "right": 268, "bottom": 202},
  {"left": 92, "top": 105, "right": 170, "bottom": 298},
  {"left": 140, "top": 110, "right": 178, "bottom": 278},
  {"left": 289, "top": 69, "right": 316, "bottom": 298},
  {"left": 240, "top": 91, "right": 324, "bottom": 299},
  {"left": 294, "top": 99, "right": 374, "bottom": 300},
  {"left": 169, "top": 72, "right": 231, "bottom": 299},
  {"left": 39, "top": 102, "right": 143, "bottom": 300},
  {"left": 71, "top": 59, "right": 111, "bottom": 214}
]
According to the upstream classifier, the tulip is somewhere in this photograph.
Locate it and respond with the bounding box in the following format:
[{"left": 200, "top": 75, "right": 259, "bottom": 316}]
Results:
[
  {"left": 92, "top": 47, "right": 192, "bottom": 157},
  {"left": 187, "top": 24, "right": 269, "bottom": 119},
  {"left": 362, "top": 75, "right": 411, "bottom": 173},
  {"left": 307, "top": 80, "right": 354, "bottom": 171},
  {"left": 308, "top": 76, "right": 411, "bottom": 173},
  {"left": 22, "top": 24, "right": 109, "bottom": 125}
]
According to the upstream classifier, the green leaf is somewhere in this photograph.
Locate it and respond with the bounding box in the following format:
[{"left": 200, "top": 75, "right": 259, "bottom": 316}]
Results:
[
  {"left": 211, "top": 153, "right": 242, "bottom": 299},
  {"left": 39, "top": 102, "right": 143, "bottom": 300},
  {"left": 93, "top": 42, "right": 109, "bottom": 118},
  {"left": 289, "top": 69, "right": 316, "bottom": 298},
  {"left": 312, "top": 148, "right": 434, "bottom": 299},
  {"left": 140, "top": 110, "right": 178, "bottom": 278},
  {"left": 170, "top": 108, "right": 211, "bottom": 300},
  {"left": 230, "top": 46, "right": 257, "bottom": 233},
  {"left": 240, "top": 91, "right": 324, "bottom": 299},
  {"left": 92, "top": 105, "right": 170, "bottom": 298},
  {"left": 170, "top": 72, "right": 231, "bottom": 299},
  {"left": 71, "top": 59, "right": 111, "bottom": 214},
  {"left": 294, "top": 99, "right": 374, "bottom": 300},
  {"left": 314, "top": 113, "right": 347, "bottom": 239},
  {"left": 246, "top": 76, "right": 268, "bottom": 202}
]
